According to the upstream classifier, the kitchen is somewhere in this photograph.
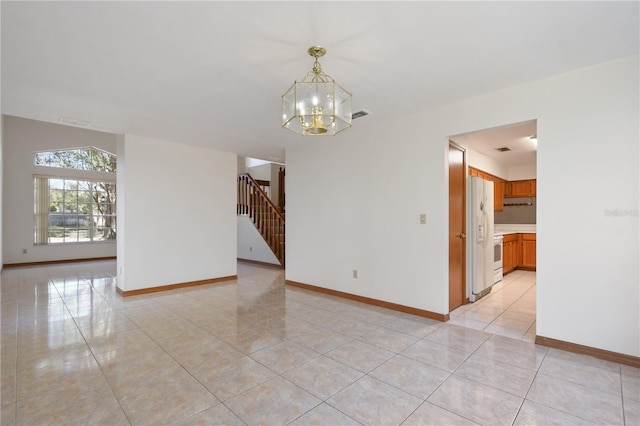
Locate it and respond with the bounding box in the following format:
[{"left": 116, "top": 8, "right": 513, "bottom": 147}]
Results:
[{"left": 451, "top": 120, "right": 538, "bottom": 341}]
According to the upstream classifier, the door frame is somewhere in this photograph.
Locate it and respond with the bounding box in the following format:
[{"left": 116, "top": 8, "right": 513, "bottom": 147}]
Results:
[{"left": 448, "top": 140, "right": 467, "bottom": 312}]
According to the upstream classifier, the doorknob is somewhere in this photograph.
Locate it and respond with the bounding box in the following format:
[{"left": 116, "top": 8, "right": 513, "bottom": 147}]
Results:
[{"left": 456, "top": 233, "right": 466, "bottom": 239}]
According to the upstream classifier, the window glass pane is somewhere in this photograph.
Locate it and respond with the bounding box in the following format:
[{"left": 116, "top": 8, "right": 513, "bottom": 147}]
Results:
[
  {"left": 77, "top": 228, "right": 91, "bottom": 242},
  {"left": 49, "top": 179, "right": 64, "bottom": 190},
  {"left": 34, "top": 147, "right": 116, "bottom": 172},
  {"left": 49, "top": 227, "right": 63, "bottom": 243},
  {"left": 77, "top": 191, "right": 91, "bottom": 214},
  {"left": 64, "top": 198, "right": 78, "bottom": 213},
  {"left": 49, "top": 189, "right": 64, "bottom": 213},
  {"left": 102, "top": 215, "right": 117, "bottom": 240},
  {"left": 37, "top": 177, "right": 116, "bottom": 244},
  {"left": 35, "top": 152, "right": 51, "bottom": 166}
]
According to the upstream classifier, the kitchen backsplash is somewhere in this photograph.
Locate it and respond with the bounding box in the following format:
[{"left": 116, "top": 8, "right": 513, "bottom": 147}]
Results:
[{"left": 495, "top": 197, "right": 536, "bottom": 224}]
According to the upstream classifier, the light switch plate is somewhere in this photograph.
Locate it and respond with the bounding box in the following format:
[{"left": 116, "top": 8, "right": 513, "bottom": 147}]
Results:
[{"left": 420, "top": 214, "right": 427, "bottom": 224}]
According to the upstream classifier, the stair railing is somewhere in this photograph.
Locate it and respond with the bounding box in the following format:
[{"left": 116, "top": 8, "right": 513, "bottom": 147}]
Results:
[{"left": 237, "top": 173, "right": 285, "bottom": 266}]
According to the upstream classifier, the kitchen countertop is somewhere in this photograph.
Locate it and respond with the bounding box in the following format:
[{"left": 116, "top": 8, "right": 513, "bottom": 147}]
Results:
[{"left": 494, "top": 224, "right": 536, "bottom": 235}]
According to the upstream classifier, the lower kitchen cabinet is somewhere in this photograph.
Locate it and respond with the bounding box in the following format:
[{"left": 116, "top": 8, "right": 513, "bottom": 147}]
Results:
[
  {"left": 521, "top": 233, "right": 536, "bottom": 269},
  {"left": 502, "top": 234, "right": 519, "bottom": 274},
  {"left": 502, "top": 233, "right": 536, "bottom": 275}
]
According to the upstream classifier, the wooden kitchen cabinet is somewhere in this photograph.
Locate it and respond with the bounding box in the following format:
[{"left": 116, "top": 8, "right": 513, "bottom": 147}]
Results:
[
  {"left": 530, "top": 179, "right": 536, "bottom": 196},
  {"left": 493, "top": 179, "right": 504, "bottom": 212},
  {"left": 502, "top": 234, "right": 519, "bottom": 274},
  {"left": 506, "top": 179, "right": 536, "bottom": 197},
  {"left": 502, "top": 233, "right": 536, "bottom": 275},
  {"left": 521, "top": 233, "right": 536, "bottom": 269}
]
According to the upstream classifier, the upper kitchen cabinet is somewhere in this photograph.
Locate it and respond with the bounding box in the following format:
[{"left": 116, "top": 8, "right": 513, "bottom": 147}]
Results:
[
  {"left": 506, "top": 179, "right": 536, "bottom": 197},
  {"left": 493, "top": 179, "right": 505, "bottom": 212}
]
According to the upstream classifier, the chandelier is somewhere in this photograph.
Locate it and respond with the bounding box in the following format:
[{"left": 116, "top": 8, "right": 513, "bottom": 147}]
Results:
[{"left": 282, "top": 46, "right": 352, "bottom": 136}]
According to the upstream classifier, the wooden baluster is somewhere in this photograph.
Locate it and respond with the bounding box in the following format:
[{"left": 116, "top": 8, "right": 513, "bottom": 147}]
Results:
[
  {"left": 280, "top": 221, "right": 284, "bottom": 261},
  {"left": 270, "top": 210, "right": 274, "bottom": 251},
  {"left": 245, "top": 177, "right": 248, "bottom": 215},
  {"left": 259, "top": 195, "right": 262, "bottom": 232},
  {"left": 261, "top": 197, "right": 265, "bottom": 235},
  {"left": 242, "top": 176, "right": 246, "bottom": 215},
  {"left": 256, "top": 189, "right": 261, "bottom": 230},
  {"left": 237, "top": 176, "right": 240, "bottom": 215},
  {"left": 241, "top": 176, "right": 245, "bottom": 215},
  {"left": 250, "top": 185, "right": 255, "bottom": 221}
]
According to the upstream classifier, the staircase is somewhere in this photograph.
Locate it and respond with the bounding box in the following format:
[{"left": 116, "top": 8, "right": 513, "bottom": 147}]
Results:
[{"left": 237, "top": 173, "right": 285, "bottom": 266}]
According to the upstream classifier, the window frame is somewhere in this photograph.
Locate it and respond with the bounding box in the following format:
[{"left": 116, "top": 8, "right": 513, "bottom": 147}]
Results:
[{"left": 34, "top": 175, "right": 117, "bottom": 245}]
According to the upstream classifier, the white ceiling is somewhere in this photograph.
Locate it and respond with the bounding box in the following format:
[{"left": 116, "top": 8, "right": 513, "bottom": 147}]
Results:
[
  {"left": 2, "top": 1, "right": 638, "bottom": 163},
  {"left": 454, "top": 119, "right": 538, "bottom": 167}
]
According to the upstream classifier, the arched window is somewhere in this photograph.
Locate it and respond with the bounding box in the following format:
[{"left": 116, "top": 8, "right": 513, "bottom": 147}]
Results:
[{"left": 34, "top": 147, "right": 116, "bottom": 172}]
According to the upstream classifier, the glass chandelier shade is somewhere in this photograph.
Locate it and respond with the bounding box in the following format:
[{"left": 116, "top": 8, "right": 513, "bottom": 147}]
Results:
[{"left": 282, "top": 46, "right": 352, "bottom": 136}]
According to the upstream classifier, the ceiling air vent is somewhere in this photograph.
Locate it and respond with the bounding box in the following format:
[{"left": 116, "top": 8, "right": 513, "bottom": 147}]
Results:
[
  {"left": 58, "top": 117, "right": 90, "bottom": 127},
  {"left": 351, "top": 110, "right": 371, "bottom": 120},
  {"left": 495, "top": 146, "right": 512, "bottom": 152}
]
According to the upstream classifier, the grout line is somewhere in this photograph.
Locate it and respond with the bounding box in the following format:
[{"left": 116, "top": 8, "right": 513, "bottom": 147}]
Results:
[{"left": 510, "top": 340, "right": 551, "bottom": 425}]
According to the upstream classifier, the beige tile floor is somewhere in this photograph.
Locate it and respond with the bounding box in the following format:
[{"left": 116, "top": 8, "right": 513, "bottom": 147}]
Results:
[
  {"left": 1, "top": 260, "right": 638, "bottom": 425},
  {"left": 449, "top": 270, "right": 537, "bottom": 341}
]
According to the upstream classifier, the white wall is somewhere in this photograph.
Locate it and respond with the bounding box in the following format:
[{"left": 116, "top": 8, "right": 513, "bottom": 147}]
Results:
[
  {"left": 116, "top": 134, "right": 237, "bottom": 292},
  {"left": 237, "top": 155, "right": 247, "bottom": 174},
  {"left": 0, "top": 0, "right": 2, "bottom": 274},
  {"left": 237, "top": 216, "right": 280, "bottom": 265},
  {"left": 286, "top": 55, "right": 639, "bottom": 357},
  {"left": 508, "top": 163, "right": 537, "bottom": 180},
  {"left": 247, "top": 163, "right": 271, "bottom": 181},
  {"left": 287, "top": 118, "right": 449, "bottom": 314},
  {"left": 2, "top": 116, "right": 117, "bottom": 264},
  {"left": 0, "top": 113, "right": 3, "bottom": 270},
  {"left": 466, "top": 147, "right": 510, "bottom": 179}
]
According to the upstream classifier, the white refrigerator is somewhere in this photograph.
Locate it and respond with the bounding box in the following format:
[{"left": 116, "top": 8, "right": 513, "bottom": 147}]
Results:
[{"left": 467, "top": 176, "right": 495, "bottom": 302}]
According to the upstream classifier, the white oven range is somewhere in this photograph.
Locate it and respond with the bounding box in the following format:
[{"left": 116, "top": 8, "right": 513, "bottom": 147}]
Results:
[{"left": 493, "top": 234, "right": 503, "bottom": 284}]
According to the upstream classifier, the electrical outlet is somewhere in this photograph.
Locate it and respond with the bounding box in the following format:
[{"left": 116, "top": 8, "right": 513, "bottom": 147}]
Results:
[
  {"left": 420, "top": 214, "right": 427, "bottom": 224},
  {"left": 249, "top": 246, "right": 253, "bottom": 252},
  {"left": 22, "top": 248, "right": 27, "bottom": 254},
  {"left": 353, "top": 270, "right": 358, "bottom": 279}
]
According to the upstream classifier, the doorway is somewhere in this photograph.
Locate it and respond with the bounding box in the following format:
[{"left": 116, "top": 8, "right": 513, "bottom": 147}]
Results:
[
  {"left": 448, "top": 141, "right": 466, "bottom": 311},
  {"left": 448, "top": 120, "right": 538, "bottom": 342}
]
